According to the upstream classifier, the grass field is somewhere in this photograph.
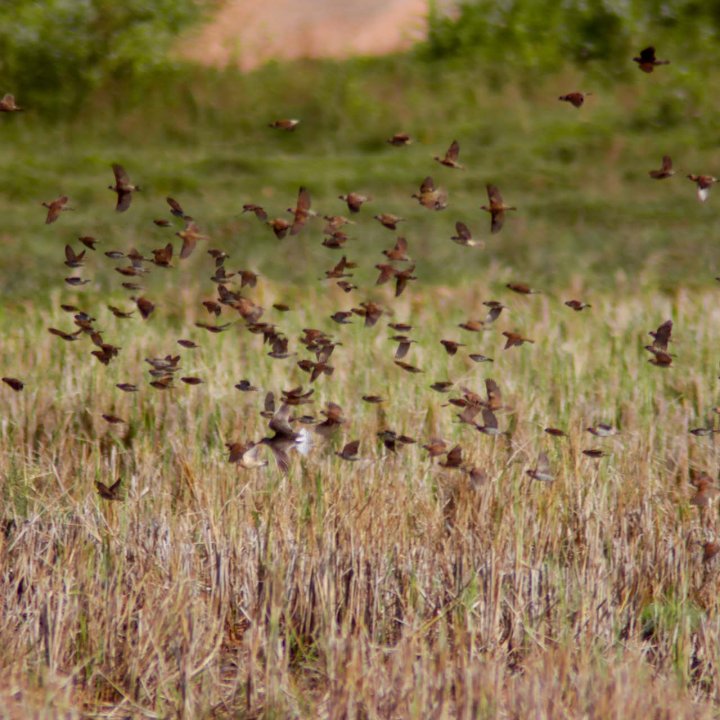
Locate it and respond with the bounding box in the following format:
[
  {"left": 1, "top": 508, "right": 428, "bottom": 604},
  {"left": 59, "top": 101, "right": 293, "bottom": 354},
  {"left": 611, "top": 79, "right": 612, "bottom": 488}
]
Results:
[{"left": 3, "top": 52, "right": 720, "bottom": 717}]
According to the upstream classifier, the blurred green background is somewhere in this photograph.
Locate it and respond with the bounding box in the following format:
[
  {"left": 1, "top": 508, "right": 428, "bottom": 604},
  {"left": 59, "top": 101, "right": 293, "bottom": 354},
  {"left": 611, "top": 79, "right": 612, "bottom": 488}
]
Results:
[{"left": 2, "top": 0, "right": 720, "bottom": 303}]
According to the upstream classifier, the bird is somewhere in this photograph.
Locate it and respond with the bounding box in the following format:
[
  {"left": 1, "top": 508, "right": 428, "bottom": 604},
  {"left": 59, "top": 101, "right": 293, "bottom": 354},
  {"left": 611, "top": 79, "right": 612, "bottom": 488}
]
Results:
[
  {"left": 95, "top": 478, "right": 123, "bottom": 501},
  {"left": 64, "top": 245, "right": 85, "bottom": 268},
  {"left": 259, "top": 404, "right": 312, "bottom": 473},
  {"left": 108, "top": 164, "right": 139, "bottom": 212},
  {"left": 382, "top": 237, "right": 410, "bottom": 262},
  {"left": 374, "top": 213, "right": 405, "bottom": 231},
  {"left": 290, "top": 186, "right": 312, "bottom": 235},
  {"left": 687, "top": 174, "right": 718, "bottom": 202},
  {"left": 242, "top": 203, "right": 268, "bottom": 222},
  {"left": 0, "top": 93, "right": 23, "bottom": 112},
  {"left": 649, "top": 155, "right": 675, "bottom": 180},
  {"left": 166, "top": 197, "right": 189, "bottom": 219},
  {"left": 633, "top": 46, "right": 669, "bottom": 73},
  {"left": 269, "top": 118, "right": 300, "bottom": 130},
  {"left": 2, "top": 377, "right": 24, "bottom": 391},
  {"left": 526, "top": 452, "right": 553, "bottom": 482},
  {"left": 502, "top": 331, "right": 534, "bottom": 349},
  {"left": 451, "top": 221, "right": 483, "bottom": 248},
  {"left": 177, "top": 221, "right": 208, "bottom": 259},
  {"left": 481, "top": 185, "right": 516, "bottom": 234},
  {"left": 565, "top": 300, "right": 591, "bottom": 311},
  {"left": 558, "top": 92, "right": 591, "bottom": 108},
  {"left": 506, "top": 282, "right": 539, "bottom": 295},
  {"left": 411, "top": 176, "right": 447, "bottom": 210},
  {"left": 336, "top": 440, "right": 360, "bottom": 461},
  {"left": 649, "top": 320, "right": 672, "bottom": 351},
  {"left": 586, "top": 424, "right": 619, "bottom": 437},
  {"left": 42, "top": 196, "right": 72, "bottom": 224},
  {"left": 338, "top": 192, "right": 370, "bottom": 213},
  {"left": 387, "top": 132, "right": 412, "bottom": 146},
  {"left": 434, "top": 140, "right": 463, "bottom": 169}
]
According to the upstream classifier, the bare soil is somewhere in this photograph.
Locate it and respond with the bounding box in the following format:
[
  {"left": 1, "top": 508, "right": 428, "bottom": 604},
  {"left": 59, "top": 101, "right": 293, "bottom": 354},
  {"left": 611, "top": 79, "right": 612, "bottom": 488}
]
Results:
[{"left": 183, "top": 0, "right": 433, "bottom": 69}]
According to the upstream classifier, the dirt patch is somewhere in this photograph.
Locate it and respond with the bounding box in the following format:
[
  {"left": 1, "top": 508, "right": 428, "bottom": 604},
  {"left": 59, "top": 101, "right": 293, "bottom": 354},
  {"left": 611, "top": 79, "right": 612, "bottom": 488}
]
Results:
[{"left": 183, "top": 0, "right": 434, "bottom": 69}]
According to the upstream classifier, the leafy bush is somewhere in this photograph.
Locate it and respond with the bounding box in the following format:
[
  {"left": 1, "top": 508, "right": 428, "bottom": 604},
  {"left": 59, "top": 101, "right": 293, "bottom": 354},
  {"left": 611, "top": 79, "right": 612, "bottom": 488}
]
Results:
[{"left": 0, "top": 0, "right": 212, "bottom": 114}]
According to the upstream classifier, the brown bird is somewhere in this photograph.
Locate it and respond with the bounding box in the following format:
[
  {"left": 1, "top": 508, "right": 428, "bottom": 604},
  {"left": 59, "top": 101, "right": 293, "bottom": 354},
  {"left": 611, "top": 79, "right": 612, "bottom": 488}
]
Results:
[
  {"left": 394, "top": 265, "right": 417, "bottom": 297},
  {"left": 166, "top": 196, "right": 188, "bottom": 219},
  {"left": 0, "top": 93, "right": 22, "bottom": 112},
  {"left": 565, "top": 300, "right": 591, "bottom": 311},
  {"left": 65, "top": 277, "right": 90, "bottom": 286},
  {"left": 290, "top": 186, "right": 312, "bottom": 235},
  {"left": 116, "top": 383, "right": 138, "bottom": 392},
  {"left": 107, "top": 305, "right": 134, "bottom": 319},
  {"left": 633, "top": 46, "right": 669, "bottom": 73},
  {"left": 78, "top": 236, "right": 98, "bottom": 250},
  {"left": 362, "top": 395, "right": 384, "bottom": 403},
  {"left": 586, "top": 424, "right": 619, "bottom": 437},
  {"left": 544, "top": 427, "right": 567, "bottom": 437},
  {"left": 336, "top": 440, "right": 360, "bottom": 461},
  {"left": 526, "top": 452, "right": 553, "bottom": 482},
  {"left": 649, "top": 319, "right": 672, "bottom": 351},
  {"left": 468, "top": 353, "right": 493, "bottom": 363},
  {"left": 451, "top": 221, "right": 483, "bottom": 248},
  {"left": 583, "top": 449, "right": 607, "bottom": 458},
  {"left": 507, "top": 282, "right": 539, "bottom": 295},
  {"left": 196, "top": 321, "right": 230, "bottom": 333},
  {"left": 439, "top": 444, "right": 464, "bottom": 468},
  {"left": 392, "top": 335, "right": 416, "bottom": 360},
  {"left": 458, "top": 319, "right": 484, "bottom": 332},
  {"left": 374, "top": 213, "right": 405, "bottom": 230},
  {"left": 177, "top": 220, "right": 208, "bottom": 259},
  {"left": 423, "top": 438, "right": 448, "bottom": 457},
  {"left": 502, "top": 331, "right": 534, "bottom": 349},
  {"left": 558, "top": 92, "right": 591, "bottom": 108},
  {"left": 154, "top": 219, "right": 171, "bottom": 227},
  {"left": 434, "top": 139, "right": 463, "bottom": 169},
  {"left": 476, "top": 408, "right": 502, "bottom": 436},
  {"left": 687, "top": 174, "right": 718, "bottom": 203},
  {"left": 382, "top": 236, "right": 410, "bottom": 262},
  {"left": 151, "top": 243, "right": 173, "bottom": 267},
  {"left": 64, "top": 245, "right": 85, "bottom": 268},
  {"left": 2, "top": 377, "right": 24, "bottom": 391},
  {"left": 387, "top": 132, "right": 412, "bottom": 146},
  {"left": 135, "top": 297, "right": 155, "bottom": 320},
  {"left": 95, "top": 478, "right": 123, "bottom": 501},
  {"left": 102, "top": 414, "right": 125, "bottom": 425},
  {"left": 483, "top": 300, "right": 508, "bottom": 324},
  {"left": 181, "top": 377, "right": 203, "bottom": 385},
  {"left": 260, "top": 403, "right": 312, "bottom": 473},
  {"left": 269, "top": 118, "right": 300, "bottom": 130},
  {"left": 235, "top": 379, "right": 258, "bottom": 392},
  {"left": 42, "top": 196, "right": 72, "bottom": 224},
  {"left": 48, "top": 327, "right": 81, "bottom": 342},
  {"left": 645, "top": 346, "right": 674, "bottom": 367},
  {"left": 268, "top": 218, "right": 291, "bottom": 239},
  {"left": 243, "top": 203, "right": 268, "bottom": 222},
  {"left": 481, "top": 185, "right": 516, "bottom": 234},
  {"left": 649, "top": 155, "right": 675, "bottom": 180},
  {"left": 227, "top": 442, "right": 268, "bottom": 469},
  {"left": 339, "top": 192, "right": 370, "bottom": 213},
  {"left": 484, "top": 379, "right": 504, "bottom": 411},
  {"left": 412, "top": 176, "right": 447, "bottom": 210},
  {"left": 108, "top": 164, "right": 139, "bottom": 212},
  {"left": 395, "top": 360, "right": 423, "bottom": 373},
  {"left": 430, "top": 381, "right": 454, "bottom": 393},
  {"left": 440, "top": 339, "right": 465, "bottom": 356},
  {"left": 325, "top": 255, "right": 357, "bottom": 279},
  {"left": 352, "top": 301, "right": 383, "bottom": 327}
]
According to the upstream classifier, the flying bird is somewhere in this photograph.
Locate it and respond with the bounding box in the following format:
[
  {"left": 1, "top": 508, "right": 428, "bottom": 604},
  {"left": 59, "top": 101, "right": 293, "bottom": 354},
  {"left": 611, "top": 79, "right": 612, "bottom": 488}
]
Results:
[{"left": 108, "top": 164, "right": 140, "bottom": 212}]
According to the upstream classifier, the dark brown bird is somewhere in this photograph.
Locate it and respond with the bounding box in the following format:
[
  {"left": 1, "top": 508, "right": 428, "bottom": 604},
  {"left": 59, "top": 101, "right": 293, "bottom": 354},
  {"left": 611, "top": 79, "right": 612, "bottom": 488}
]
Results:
[
  {"left": 434, "top": 139, "right": 463, "bottom": 169},
  {"left": 481, "top": 185, "right": 516, "bottom": 234},
  {"left": 260, "top": 403, "right": 311, "bottom": 473},
  {"left": 64, "top": 245, "right": 85, "bottom": 268},
  {"left": 583, "top": 449, "right": 607, "bottom": 458},
  {"left": 387, "top": 132, "right": 412, "bottom": 146},
  {"left": 102, "top": 414, "right": 125, "bottom": 425},
  {"left": 42, "top": 196, "right": 72, "bottom": 224},
  {"left": 290, "top": 186, "right": 312, "bottom": 235},
  {"left": 108, "top": 164, "right": 139, "bottom": 212},
  {"left": 269, "top": 118, "right": 300, "bottom": 130},
  {"left": 451, "top": 221, "right": 483, "bottom": 248},
  {"left": 633, "top": 46, "right": 669, "bottom": 73},
  {"left": 558, "top": 92, "right": 591, "bottom": 108},
  {"left": 507, "top": 282, "right": 539, "bottom": 295},
  {"left": 48, "top": 327, "right": 81, "bottom": 342},
  {"left": 2, "top": 377, "right": 24, "bottom": 391},
  {"left": 362, "top": 395, "right": 384, "bottom": 403},
  {"left": 411, "top": 176, "right": 447, "bottom": 210},
  {"left": 423, "top": 438, "right": 448, "bottom": 457},
  {"left": 268, "top": 218, "right": 291, "bottom": 239},
  {"left": 483, "top": 301, "right": 508, "bottom": 324},
  {"left": 476, "top": 408, "right": 502, "bottom": 436},
  {"left": 565, "top": 300, "right": 591, "bottom": 311},
  {"left": 166, "top": 196, "right": 188, "bottom": 219},
  {"left": 545, "top": 427, "right": 567, "bottom": 437},
  {"left": 78, "top": 236, "right": 98, "bottom": 250},
  {"left": 227, "top": 442, "right": 268, "bottom": 469},
  {"left": 116, "top": 383, "right": 138, "bottom": 392},
  {"left": 336, "top": 440, "right": 360, "bottom": 461},
  {"left": 649, "top": 320, "right": 672, "bottom": 351},
  {"left": 645, "top": 346, "right": 674, "bottom": 367},
  {"left": 135, "top": 297, "right": 155, "bottom": 320},
  {"left": 0, "top": 93, "right": 22, "bottom": 112},
  {"left": 687, "top": 174, "right": 718, "bottom": 203},
  {"left": 339, "top": 192, "right": 369, "bottom": 213},
  {"left": 440, "top": 340, "right": 465, "bottom": 356},
  {"left": 95, "top": 478, "right": 123, "bottom": 501},
  {"left": 649, "top": 155, "right": 675, "bottom": 180},
  {"left": 107, "top": 305, "right": 134, "bottom": 319},
  {"left": 395, "top": 360, "right": 423, "bottom": 373},
  {"left": 439, "top": 444, "right": 464, "bottom": 468},
  {"left": 151, "top": 243, "right": 173, "bottom": 268},
  {"left": 243, "top": 203, "right": 268, "bottom": 222},
  {"left": 430, "top": 380, "right": 454, "bottom": 393},
  {"left": 352, "top": 301, "right": 383, "bottom": 327},
  {"left": 65, "top": 277, "right": 90, "bottom": 286}
]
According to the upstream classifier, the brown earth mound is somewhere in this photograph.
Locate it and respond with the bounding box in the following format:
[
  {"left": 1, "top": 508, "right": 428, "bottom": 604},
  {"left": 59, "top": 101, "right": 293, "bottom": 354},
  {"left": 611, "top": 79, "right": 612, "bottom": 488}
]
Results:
[{"left": 182, "top": 0, "right": 436, "bottom": 70}]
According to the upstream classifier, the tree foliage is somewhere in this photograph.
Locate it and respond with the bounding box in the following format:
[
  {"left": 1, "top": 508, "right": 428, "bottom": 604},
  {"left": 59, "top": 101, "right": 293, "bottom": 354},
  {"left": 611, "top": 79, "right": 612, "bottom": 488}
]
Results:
[{"left": 0, "top": 0, "right": 212, "bottom": 113}]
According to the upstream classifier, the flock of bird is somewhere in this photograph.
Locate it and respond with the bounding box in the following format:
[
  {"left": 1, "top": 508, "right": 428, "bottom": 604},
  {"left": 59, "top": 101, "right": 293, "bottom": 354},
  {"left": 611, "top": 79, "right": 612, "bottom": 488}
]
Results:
[{"left": 0, "top": 48, "right": 718, "bottom": 545}]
